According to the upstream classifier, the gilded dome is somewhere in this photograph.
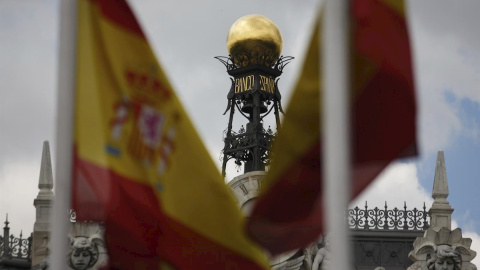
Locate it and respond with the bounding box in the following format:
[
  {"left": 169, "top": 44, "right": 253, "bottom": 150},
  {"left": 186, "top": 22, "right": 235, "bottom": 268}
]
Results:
[{"left": 227, "top": 15, "right": 283, "bottom": 67}]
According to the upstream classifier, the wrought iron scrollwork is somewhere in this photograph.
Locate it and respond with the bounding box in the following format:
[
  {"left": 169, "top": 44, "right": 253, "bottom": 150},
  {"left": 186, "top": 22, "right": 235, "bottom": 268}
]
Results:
[
  {"left": 274, "top": 55, "right": 294, "bottom": 72},
  {"left": 221, "top": 126, "right": 275, "bottom": 169},
  {"left": 367, "top": 207, "right": 386, "bottom": 229},
  {"left": 348, "top": 206, "right": 366, "bottom": 229},
  {"left": 1, "top": 218, "right": 32, "bottom": 260},
  {"left": 348, "top": 202, "right": 429, "bottom": 231},
  {"left": 405, "top": 206, "right": 429, "bottom": 231},
  {"left": 387, "top": 206, "right": 406, "bottom": 230},
  {"left": 215, "top": 49, "right": 293, "bottom": 72},
  {"left": 10, "top": 232, "right": 31, "bottom": 259},
  {"left": 215, "top": 56, "right": 235, "bottom": 70}
]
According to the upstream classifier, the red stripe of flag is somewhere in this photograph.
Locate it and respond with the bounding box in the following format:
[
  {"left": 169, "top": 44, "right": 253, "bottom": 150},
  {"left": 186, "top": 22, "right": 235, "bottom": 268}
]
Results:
[
  {"left": 353, "top": 0, "right": 413, "bottom": 85},
  {"left": 73, "top": 154, "right": 265, "bottom": 270},
  {"left": 93, "top": 0, "right": 146, "bottom": 39},
  {"left": 352, "top": 0, "right": 416, "bottom": 164}
]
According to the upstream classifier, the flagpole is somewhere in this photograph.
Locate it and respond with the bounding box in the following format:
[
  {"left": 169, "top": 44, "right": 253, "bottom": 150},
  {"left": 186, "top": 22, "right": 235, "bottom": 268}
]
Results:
[
  {"left": 323, "top": 0, "right": 351, "bottom": 269},
  {"left": 50, "top": 0, "right": 77, "bottom": 269}
]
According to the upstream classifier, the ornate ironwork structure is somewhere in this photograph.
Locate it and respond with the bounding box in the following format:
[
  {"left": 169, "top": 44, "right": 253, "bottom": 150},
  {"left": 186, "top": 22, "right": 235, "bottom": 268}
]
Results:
[
  {"left": 216, "top": 52, "right": 292, "bottom": 176},
  {"left": 348, "top": 201, "right": 429, "bottom": 231},
  {"left": 0, "top": 216, "right": 32, "bottom": 264}
]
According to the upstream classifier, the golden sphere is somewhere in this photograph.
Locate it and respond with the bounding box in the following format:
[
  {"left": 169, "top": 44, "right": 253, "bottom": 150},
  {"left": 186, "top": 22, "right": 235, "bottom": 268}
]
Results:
[{"left": 227, "top": 15, "right": 283, "bottom": 67}]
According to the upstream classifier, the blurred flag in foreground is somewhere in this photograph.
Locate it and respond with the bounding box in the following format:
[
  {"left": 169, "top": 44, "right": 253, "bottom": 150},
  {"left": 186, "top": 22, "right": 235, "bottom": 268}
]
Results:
[
  {"left": 72, "top": 0, "right": 268, "bottom": 269},
  {"left": 247, "top": 0, "right": 417, "bottom": 254}
]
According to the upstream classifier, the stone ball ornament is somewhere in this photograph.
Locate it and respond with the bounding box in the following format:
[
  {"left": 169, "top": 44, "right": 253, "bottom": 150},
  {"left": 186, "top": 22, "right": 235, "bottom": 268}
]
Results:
[{"left": 226, "top": 14, "right": 283, "bottom": 67}]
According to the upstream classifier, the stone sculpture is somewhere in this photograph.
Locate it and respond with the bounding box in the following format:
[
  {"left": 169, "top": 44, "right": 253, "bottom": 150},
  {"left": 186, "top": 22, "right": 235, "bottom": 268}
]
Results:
[
  {"left": 67, "top": 235, "right": 103, "bottom": 270},
  {"left": 312, "top": 235, "right": 330, "bottom": 270},
  {"left": 426, "top": 245, "right": 462, "bottom": 270},
  {"left": 407, "top": 227, "right": 477, "bottom": 270},
  {"left": 66, "top": 222, "right": 108, "bottom": 270}
]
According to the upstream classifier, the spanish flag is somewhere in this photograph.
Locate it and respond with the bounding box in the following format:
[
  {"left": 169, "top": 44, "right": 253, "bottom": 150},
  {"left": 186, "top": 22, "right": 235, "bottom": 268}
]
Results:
[
  {"left": 72, "top": 0, "right": 268, "bottom": 269},
  {"left": 247, "top": 0, "right": 417, "bottom": 254}
]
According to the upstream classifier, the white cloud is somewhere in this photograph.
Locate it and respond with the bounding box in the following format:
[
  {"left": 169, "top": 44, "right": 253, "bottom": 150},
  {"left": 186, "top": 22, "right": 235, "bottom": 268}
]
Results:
[
  {"left": 351, "top": 162, "right": 433, "bottom": 210},
  {"left": 464, "top": 231, "right": 480, "bottom": 266},
  {"left": 408, "top": 2, "right": 480, "bottom": 154}
]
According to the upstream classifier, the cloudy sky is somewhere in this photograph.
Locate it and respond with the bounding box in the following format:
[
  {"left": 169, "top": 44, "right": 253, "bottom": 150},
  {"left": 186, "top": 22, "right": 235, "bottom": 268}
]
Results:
[{"left": 0, "top": 0, "right": 479, "bottom": 265}]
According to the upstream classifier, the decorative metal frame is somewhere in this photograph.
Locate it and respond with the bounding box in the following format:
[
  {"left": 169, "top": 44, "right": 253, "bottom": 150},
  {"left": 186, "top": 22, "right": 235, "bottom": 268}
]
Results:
[
  {"left": 348, "top": 201, "right": 429, "bottom": 231},
  {"left": 217, "top": 52, "right": 293, "bottom": 176},
  {"left": 221, "top": 125, "right": 276, "bottom": 170},
  {"left": 215, "top": 46, "right": 293, "bottom": 72}
]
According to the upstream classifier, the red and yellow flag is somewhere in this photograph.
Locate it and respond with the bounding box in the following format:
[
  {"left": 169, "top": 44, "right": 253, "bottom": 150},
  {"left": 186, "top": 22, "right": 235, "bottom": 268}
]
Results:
[
  {"left": 247, "top": 0, "right": 417, "bottom": 254},
  {"left": 72, "top": 0, "right": 269, "bottom": 269}
]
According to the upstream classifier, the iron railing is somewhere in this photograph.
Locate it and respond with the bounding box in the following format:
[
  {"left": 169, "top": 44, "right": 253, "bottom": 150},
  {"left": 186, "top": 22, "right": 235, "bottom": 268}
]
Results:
[
  {"left": 1, "top": 216, "right": 32, "bottom": 260},
  {"left": 348, "top": 202, "right": 429, "bottom": 231}
]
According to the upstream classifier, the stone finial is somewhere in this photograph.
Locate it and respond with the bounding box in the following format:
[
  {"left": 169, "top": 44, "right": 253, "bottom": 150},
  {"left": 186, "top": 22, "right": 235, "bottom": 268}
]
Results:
[
  {"left": 428, "top": 151, "right": 454, "bottom": 230},
  {"left": 38, "top": 141, "right": 53, "bottom": 193},
  {"left": 432, "top": 151, "right": 449, "bottom": 203},
  {"left": 33, "top": 141, "right": 55, "bottom": 266}
]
